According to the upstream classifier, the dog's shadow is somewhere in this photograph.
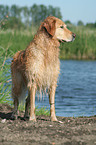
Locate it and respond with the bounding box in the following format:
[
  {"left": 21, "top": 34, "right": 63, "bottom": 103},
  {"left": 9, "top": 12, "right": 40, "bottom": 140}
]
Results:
[
  {"left": 0, "top": 112, "right": 13, "bottom": 120},
  {"left": 0, "top": 111, "right": 26, "bottom": 121},
  {"left": 0, "top": 112, "right": 49, "bottom": 121}
]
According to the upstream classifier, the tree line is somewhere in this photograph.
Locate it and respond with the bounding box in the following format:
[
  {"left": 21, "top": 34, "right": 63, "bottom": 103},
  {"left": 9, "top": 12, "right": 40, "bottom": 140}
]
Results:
[
  {"left": 0, "top": 4, "right": 62, "bottom": 29},
  {"left": 0, "top": 4, "right": 96, "bottom": 29},
  {"left": 64, "top": 20, "right": 96, "bottom": 28}
]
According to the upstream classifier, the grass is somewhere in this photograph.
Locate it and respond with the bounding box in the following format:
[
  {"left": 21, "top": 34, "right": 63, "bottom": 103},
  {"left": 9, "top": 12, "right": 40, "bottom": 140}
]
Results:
[
  {"left": 0, "top": 29, "right": 34, "bottom": 58},
  {"left": 0, "top": 26, "right": 96, "bottom": 60},
  {"left": 18, "top": 103, "right": 50, "bottom": 116},
  {"left": 0, "top": 58, "right": 12, "bottom": 104},
  {"left": 60, "top": 26, "right": 96, "bottom": 60}
]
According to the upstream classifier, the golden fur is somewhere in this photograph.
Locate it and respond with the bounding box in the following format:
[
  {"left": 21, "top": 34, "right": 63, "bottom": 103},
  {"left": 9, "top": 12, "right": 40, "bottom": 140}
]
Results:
[{"left": 11, "top": 16, "right": 76, "bottom": 121}]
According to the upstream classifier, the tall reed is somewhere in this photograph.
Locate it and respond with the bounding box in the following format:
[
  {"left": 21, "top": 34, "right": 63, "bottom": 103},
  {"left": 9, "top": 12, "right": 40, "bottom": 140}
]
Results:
[
  {"left": 60, "top": 26, "right": 96, "bottom": 60},
  {"left": 0, "top": 26, "right": 96, "bottom": 60}
]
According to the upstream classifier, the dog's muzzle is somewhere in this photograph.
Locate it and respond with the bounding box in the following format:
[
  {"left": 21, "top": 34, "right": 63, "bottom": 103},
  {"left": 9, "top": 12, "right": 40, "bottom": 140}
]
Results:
[{"left": 60, "top": 33, "right": 76, "bottom": 43}]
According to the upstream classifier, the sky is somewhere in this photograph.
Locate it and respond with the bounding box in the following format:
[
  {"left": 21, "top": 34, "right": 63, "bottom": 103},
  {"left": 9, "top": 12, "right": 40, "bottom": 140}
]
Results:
[{"left": 0, "top": 0, "right": 96, "bottom": 24}]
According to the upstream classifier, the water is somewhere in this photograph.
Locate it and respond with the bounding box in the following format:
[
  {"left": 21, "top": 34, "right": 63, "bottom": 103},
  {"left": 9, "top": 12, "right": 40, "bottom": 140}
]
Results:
[{"left": 35, "top": 60, "right": 96, "bottom": 117}]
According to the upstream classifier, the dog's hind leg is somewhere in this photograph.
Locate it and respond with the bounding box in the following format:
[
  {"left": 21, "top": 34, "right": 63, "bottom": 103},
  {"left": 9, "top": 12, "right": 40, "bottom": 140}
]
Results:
[
  {"left": 24, "top": 92, "right": 30, "bottom": 119},
  {"left": 11, "top": 79, "right": 21, "bottom": 120},
  {"left": 11, "top": 97, "right": 19, "bottom": 119},
  {"left": 11, "top": 71, "right": 27, "bottom": 119}
]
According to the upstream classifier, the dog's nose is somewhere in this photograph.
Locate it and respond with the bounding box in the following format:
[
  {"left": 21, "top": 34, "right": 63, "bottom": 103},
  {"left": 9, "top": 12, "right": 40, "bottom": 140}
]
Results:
[{"left": 72, "top": 33, "right": 76, "bottom": 38}]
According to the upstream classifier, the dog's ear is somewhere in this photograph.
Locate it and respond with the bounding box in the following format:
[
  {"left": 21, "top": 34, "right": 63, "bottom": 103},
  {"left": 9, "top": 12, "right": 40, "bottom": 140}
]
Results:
[
  {"left": 39, "top": 20, "right": 56, "bottom": 36},
  {"left": 42, "top": 19, "right": 56, "bottom": 36}
]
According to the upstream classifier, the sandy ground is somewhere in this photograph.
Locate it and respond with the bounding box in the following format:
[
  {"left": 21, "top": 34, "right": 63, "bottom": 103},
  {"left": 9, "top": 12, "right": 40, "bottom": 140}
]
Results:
[{"left": 0, "top": 103, "right": 96, "bottom": 145}]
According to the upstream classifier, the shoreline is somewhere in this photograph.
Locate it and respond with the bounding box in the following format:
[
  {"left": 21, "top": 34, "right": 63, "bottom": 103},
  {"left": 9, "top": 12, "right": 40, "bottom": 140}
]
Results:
[{"left": 0, "top": 103, "right": 96, "bottom": 144}]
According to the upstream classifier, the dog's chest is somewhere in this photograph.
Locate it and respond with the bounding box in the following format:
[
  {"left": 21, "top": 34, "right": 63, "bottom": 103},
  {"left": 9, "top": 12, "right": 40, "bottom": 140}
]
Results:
[
  {"left": 28, "top": 56, "right": 60, "bottom": 88},
  {"left": 42, "top": 60, "right": 60, "bottom": 87}
]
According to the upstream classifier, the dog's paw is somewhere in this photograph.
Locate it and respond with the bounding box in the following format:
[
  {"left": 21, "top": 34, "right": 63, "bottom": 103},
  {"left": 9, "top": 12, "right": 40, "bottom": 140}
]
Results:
[
  {"left": 29, "top": 116, "right": 36, "bottom": 122},
  {"left": 24, "top": 115, "right": 29, "bottom": 121},
  {"left": 11, "top": 113, "right": 18, "bottom": 120},
  {"left": 51, "top": 116, "right": 58, "bottom": 122}
]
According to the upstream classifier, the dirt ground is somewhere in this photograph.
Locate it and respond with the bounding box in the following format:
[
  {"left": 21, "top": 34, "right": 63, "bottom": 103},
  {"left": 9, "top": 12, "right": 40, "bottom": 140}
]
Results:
[{"left": 0, "top": 104, "right": 96, "bottom": 145}]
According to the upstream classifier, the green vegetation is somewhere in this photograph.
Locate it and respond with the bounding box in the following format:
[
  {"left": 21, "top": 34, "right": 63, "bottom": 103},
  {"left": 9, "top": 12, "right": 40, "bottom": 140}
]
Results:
[
  {"left": 1, "top": 4, "right": 96, "bottom": 30},
  {"left": 60, "top": 26, "right": 96, "bottom": 60},
  {"left": 0, "top": 26, "right": 96, "bottom": 60},
  {"left": 35, "top": 106, "right": 50, "bottom": 116},
  {"left": 18, "top": 104, "right": 50, "bottom": 116},
  {"left": 0, "top": 4, "right": 62, "bottom": 29}
]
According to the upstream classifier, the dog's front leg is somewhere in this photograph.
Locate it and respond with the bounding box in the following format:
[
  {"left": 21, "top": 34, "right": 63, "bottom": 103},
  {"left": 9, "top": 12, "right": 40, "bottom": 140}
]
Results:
[
  {"left": 49, "top": 85, "right": 58, "bottom": 121},
  {"left": 29, "top": 84, "right": 36, "bottom": 121}
]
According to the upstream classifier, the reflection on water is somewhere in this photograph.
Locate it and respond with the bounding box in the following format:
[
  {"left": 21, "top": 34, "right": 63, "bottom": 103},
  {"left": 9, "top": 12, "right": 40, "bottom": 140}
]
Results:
[{"left": 36, "top": 60, "right": 96, "bottom": 117}]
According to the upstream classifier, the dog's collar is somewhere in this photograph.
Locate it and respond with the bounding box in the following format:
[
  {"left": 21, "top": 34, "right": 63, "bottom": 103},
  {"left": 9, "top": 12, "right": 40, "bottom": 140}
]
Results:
[{"left": 50, "top": 103, "right": 55, "bottom": 105}]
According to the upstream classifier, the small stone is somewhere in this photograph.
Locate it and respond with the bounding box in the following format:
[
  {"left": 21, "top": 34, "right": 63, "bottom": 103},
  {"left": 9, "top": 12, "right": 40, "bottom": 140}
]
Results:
[
  {"left": 58, "top": 121, "right": 63, "bottom": 123},
  {"left": 68, "top": 120, "right": 70, "bottom": 122},
  {"left": 1, "top": 119, "right": 6, "bottom": 123},
  {"left": 49, "top": 125, "right": 53, "bottom": 127}
]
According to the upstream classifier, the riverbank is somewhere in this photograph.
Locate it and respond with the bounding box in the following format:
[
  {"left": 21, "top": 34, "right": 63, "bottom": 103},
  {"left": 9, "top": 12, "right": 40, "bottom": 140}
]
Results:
[{"left": 0, "top": 103, "right": 96, "bottom": 145}]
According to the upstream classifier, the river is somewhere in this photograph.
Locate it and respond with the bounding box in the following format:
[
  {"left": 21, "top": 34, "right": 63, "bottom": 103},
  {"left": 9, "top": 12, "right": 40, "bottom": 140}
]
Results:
[{"left": 35, "top": 60, "right": 96, "bottom": 117}]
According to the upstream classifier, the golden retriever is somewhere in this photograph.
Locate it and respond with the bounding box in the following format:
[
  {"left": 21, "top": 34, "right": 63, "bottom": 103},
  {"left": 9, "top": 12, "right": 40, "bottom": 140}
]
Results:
[{"left": 11, "top": 16, "right": 76, "bottom": 121}]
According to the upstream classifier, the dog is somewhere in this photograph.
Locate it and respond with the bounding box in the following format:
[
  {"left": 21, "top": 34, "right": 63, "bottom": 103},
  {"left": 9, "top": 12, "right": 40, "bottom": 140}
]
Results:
[{"left": 11, "top": 16, "right": 76, "bottom": 121}]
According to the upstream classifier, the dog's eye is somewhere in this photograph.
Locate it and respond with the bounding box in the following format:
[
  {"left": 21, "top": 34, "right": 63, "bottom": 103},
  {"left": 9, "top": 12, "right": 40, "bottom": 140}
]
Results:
[{"left": 60, "top": 26, "right": 64, "bottom": 29}]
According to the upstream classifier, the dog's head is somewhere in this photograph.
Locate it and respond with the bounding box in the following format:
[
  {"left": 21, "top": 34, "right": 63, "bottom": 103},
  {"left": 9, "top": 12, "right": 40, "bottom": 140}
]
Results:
[{"left": 40, "top": 16, "right": 76, "bottom": 42}]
